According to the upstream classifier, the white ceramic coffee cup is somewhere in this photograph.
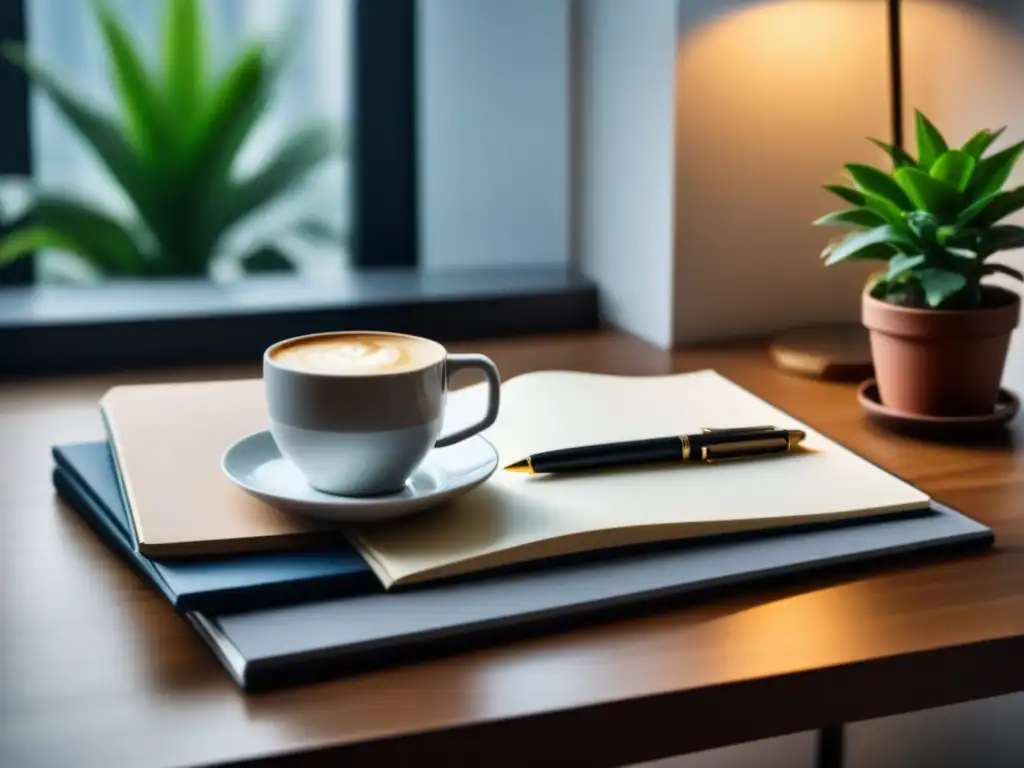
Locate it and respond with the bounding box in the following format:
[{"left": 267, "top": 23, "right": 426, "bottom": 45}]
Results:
[{"left": 263, "top": 331, "right": 501, "bottom": 496}]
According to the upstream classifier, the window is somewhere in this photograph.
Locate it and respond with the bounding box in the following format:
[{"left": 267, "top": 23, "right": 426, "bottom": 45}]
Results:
[
  {"left": 23, "top": 0, "right": 355, "bottom": 283},
  {"left": 0, "top": 0, "right": 595, "bottom": 375},
  {"left": 2, "top": 0, "right": 419, "bottom": 282}
]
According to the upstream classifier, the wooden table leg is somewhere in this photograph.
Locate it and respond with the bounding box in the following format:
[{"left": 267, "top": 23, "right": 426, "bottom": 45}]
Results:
[{"left": 816, "top": 724, "right": 845, "bottom": 768}]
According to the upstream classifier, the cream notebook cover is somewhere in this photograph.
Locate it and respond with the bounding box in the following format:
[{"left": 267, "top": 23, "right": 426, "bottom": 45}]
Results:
[
  {"left": 345, "top": 370, "right": 931, "bottom": 588},
  {"left": 100, "top": 379, "right": 326, "bottom": 557}
]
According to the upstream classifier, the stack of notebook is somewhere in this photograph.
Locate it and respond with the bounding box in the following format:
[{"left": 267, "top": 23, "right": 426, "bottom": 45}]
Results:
[{"left": 53, "top": 369, "right": 993, "bottom": 690}]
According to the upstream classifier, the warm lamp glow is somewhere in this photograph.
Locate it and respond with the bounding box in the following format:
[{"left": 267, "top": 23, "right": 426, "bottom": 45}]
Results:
[
  {"left": 702, "top": 0, "right": 857, "bottom": 62},
  {"left": 698, "top": 584, "right": 897, "bottom": 680},
  {"left": 675, "top": 0, "right": 889, "bottom": 142},
  {"left": 671, "top": 0, "right": 892, "bottom": 338},
  {"left": 902, "top": 0, "right": 1024, "bottom": 150}
]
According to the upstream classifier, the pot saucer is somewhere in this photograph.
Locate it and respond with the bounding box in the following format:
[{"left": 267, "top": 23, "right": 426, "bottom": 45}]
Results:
[
  {"left": 222, "top": 430, "right": 498, "bottom": 524},
  {"left": 857, "top": 379, "right": 1019, "bottom": 437}
]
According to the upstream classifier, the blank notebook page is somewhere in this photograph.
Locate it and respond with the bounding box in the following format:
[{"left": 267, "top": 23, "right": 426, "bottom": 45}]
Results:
[{"left": 346, "top": 369, "right": 931, "bottom": 587}]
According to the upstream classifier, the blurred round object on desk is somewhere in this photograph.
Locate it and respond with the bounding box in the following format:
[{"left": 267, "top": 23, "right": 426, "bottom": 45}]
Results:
[{"left": 769, "top": 323, "right": 873, "bottom": 381}]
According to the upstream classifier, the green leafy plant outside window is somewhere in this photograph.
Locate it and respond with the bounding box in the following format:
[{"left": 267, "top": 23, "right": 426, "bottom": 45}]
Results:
[
  {"left": 0, "top": 0, "right": 339, "bottom": 278},
  {"left": 815, "top": 110, "right": 1024, "bottom": 309}
]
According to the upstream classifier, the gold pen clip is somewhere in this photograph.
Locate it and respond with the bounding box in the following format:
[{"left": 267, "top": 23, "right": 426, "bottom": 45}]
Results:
[
  {"left": 697, "top": 426, "right": 789, "bottom": 463},
  {"left": 699, "top": 425, "right": 777, "bottom": 434}
]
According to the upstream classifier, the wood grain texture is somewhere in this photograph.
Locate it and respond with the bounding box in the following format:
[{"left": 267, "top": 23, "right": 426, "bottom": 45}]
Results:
[{"left": 1, "top": 330, "right": 1022, "bottom": 768}]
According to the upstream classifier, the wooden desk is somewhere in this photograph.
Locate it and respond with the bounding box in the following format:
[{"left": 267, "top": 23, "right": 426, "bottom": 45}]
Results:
[{"left": 2, "top": 331, "right": 1022, "bottom": 767}]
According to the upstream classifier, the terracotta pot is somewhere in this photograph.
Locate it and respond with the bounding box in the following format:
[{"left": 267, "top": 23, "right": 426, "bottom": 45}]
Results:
[{"left": 862, "top": 286, "right": 1020, "bottom": 417}]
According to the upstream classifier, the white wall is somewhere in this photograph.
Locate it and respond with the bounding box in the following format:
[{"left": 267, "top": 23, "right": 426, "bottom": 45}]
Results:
[
  {"left": 418, "top": 0, "right": 569, "bottom": 270},
  {"left": 418, "top": 0, "right": 990, "bottom": 350},
  {"left": 672, "top": 0, "right": 893, "bottom": 343},
  {"left": 573, "top": 0, "right": 679, "bottom": 348}
]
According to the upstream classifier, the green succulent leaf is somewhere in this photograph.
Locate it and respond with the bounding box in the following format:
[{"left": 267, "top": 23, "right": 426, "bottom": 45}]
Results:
[
  {"left": 943, "top": 228, "right": 979, "bottom": 250},
  {"left": 885, "top": 253, "right": 926, "bottom": 280},
  {"left": 936, "top": 225, "right": 958, "bottom": 245},
  {"left": 822, "top": 225, "right": 907, "bottom": 266},
  {"left": 906, "top": 211, "right": 940, "bottom": 243},
  {"left": 870, "top": 273, "right": 925, "bottom": 304},
  {"left": 846, "top": 164, "right": 913, "bottom": 210},
  {"left": 962, "top": 127, "right": 1005, "bottom": 160},
  {"left": 917, "top": 267, "right": 967, "bottom": 307},
  {"left": 0, "top": 43, "right": 159, "bottom": 229},
  {"left": 869, "top": 138, "right": 917, "bottom": 168},
  {"left": 894, "top": 166, "right": 961, "bottom": 217},
  {"left": 812, "top": 208, "right": 886, "bottom": 229},
  {"left": 183, "top": 42, "right": 270, "bottom": 185},
  {"left": 978, "top": 224, "right": 1024, "bottom": 254},
  {"left": 823, "top": 241, "right": 898, "bottom": 265},
  {"left": 864, "top": 194, "right": 909, "bottom": 229},
  {"left": 966, "top": 186, "right": 1024, "bottom": 228},
  {"left": 204, "top": 124, "right": 335, "bottom": 238},
  {"left": 5, "top": 195, "right": 149, "bottom": 276},
  {"left": 956, "top": 192, "right": 1001, "bottom": 228},
  {"left": 984, "top": 262, "right": 1024, "bottom": 281},
  {"left": 25, "top": 196, "right": 147, "bottom": 274},
  {"left": 163, "top": 0, "right": 205, "bottom": 129},
  {"left": 915, "top": 110, "right": 949, "bottom": 171},
  {"left": 240, "top": 245, "right": 297, "bottom": 274},
  {"left": 966, "top": 139, "right": 1024, "bottom": 199},
  {"left": 930, "top": 150, "right": 976, "bottom": 192},
  {"left": 824, "top": 184, "right": 866, "bottom": 206},
  {"left": 0, "top": 226, "right": 80, "bottom": 263},
  {"left": 95, "top": 2, "right": 172, "bottom": 164}
]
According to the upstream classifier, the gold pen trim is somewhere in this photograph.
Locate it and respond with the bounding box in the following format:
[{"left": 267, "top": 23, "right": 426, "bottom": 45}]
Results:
[
  {"left": 678, "top": 435, "right": 691, "bottom": 461},
  {"left": 702, "top": 431, "right": 806, "bottom": 463},
  {"left": 700, "top": 425, "right": 776, "bottom": 434},
  {"left": 504, "top": 456, "right": 534, "bottom": 474},
  {"left": 704, "top": 437, "right": 788, "bottom": 460}
]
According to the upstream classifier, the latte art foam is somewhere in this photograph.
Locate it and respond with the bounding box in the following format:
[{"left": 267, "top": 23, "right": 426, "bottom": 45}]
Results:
[{"left": 272, "top": 334, "right": 443, "bottom": 375}]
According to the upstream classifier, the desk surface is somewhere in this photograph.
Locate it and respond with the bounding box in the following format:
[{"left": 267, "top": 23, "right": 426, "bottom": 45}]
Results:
[{"left": 2, "top": 331, "right": 1023, "bottom": 767}]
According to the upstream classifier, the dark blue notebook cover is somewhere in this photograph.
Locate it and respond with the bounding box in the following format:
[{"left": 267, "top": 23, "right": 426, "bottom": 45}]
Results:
[
  {"left": 52, "top": 442, "right": 380, "bottom": 613},
  {"left": 53, "top": 445, "right": 995, "bottom": 692}
]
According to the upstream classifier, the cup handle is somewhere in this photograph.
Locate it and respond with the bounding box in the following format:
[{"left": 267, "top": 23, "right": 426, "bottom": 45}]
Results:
[{"left": 435, "top": 354, "right": 501, "bottom": 448}]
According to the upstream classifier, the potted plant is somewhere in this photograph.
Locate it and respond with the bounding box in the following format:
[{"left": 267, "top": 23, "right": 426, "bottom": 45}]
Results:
[
  {"left": 815, "top": 110, "right": 1024, "bottom": 416},
  {"left": 0, "top": 0, "right": 339, "bottom": 280}
]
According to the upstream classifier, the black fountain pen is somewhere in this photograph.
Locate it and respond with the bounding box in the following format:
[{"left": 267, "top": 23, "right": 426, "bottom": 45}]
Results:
[{"left": 504, "top": 426, "right": 807, "bottom": 475}]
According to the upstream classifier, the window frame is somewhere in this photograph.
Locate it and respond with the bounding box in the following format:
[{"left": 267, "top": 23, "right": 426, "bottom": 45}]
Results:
[
  {"left": 0, "top": 0, "right": 597, "bottom": 377},
  {"left": 352, "top": 0, "right": 418, "bottom": 268},
  {"left": 0, "top": 0, "right": 32, "bottom": 287},
  {"left": 0, "top": 267, "right": 598, "bottom": 376}
]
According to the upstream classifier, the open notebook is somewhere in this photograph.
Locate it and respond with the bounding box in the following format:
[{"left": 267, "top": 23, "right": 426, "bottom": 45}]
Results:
[
  {"left": 345, "top": 370, "right": 930, "bottom": 588},
  {"left": 99, "top": 369, "right": 930, "bottom": 579}
]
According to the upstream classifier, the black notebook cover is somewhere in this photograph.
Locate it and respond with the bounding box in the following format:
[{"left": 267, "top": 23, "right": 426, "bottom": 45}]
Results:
[{"left": 52, "top": 443, "right": 379, "bottom": 613}]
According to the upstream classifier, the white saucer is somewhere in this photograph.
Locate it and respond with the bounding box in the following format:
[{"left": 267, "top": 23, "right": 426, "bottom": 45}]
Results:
[{"left": 221, "top": 430, "right": 498, "bottom": 524}]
